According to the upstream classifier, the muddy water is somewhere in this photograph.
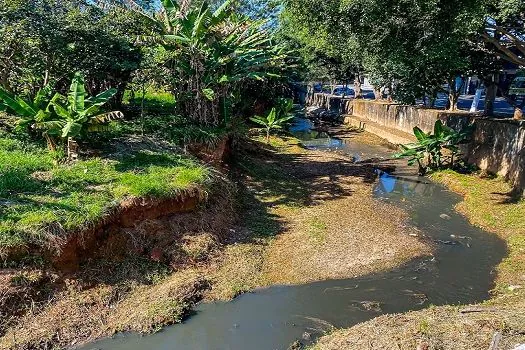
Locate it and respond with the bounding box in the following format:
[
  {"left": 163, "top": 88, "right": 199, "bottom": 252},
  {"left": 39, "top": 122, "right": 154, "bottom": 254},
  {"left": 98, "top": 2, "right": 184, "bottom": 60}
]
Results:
[{"left": 82, "top": 120, "right": 506, "bottom": 350}]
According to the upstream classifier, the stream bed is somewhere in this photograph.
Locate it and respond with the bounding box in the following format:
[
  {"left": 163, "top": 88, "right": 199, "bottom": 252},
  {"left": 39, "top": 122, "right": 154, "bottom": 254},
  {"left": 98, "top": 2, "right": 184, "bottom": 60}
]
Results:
[{"left": 82, "top": 119, "right": 506, "bottom": 350}]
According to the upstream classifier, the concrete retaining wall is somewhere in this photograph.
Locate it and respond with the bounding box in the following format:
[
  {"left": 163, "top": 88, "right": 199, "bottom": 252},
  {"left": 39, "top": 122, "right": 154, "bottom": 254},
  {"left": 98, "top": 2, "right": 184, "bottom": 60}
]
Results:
[
  {"left": 351, "top": 99, "right": 475, "bottom": 134},
  {"left": 307, "top": 94, "right": 525, "bottom": 193},
  {"left": 467, "top": 119, "right": 525, "bottom": 193},
  {"left": 309, "top": 93, "right": 353, "bottom": 114}
]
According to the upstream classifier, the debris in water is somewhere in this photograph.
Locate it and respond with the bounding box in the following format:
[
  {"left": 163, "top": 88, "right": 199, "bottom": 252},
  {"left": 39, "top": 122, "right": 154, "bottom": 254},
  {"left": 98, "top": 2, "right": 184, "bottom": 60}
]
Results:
[
  {"left": 302, "top": 332, "right": 312, "bottom": 340},
  {"left": 439, "top": 213, "right": 451, "bottom": 220},
  {"left": 350, "top": 300, "right": 382, "bottom": 312},
  {"left": 435, "top": 239, "right": 458, "bottom": 245},
  {"left": 296, "top": 316, "right": 334, "bottom": 331},
  {"left": 323, "top": 285, "right": 359, "bottom": 293}
]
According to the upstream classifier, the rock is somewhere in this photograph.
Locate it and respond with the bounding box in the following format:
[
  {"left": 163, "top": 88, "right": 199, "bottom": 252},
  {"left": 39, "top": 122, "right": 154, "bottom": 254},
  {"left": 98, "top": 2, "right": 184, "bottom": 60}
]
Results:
[
  {"left": 417, "top": 342, "right": 430, "bottom": 350},
  {"left": 359, "top": 301, "right": 382, "bottom": 312},
  {"left": 439, "top": 213, "right": 451, "bottom": 220},
  {"left": 302, "top": 332, "right": 311, "bottom": 340},
  {"left": 287, "top": 340, "right": 303, "bottom": 350},
  {"left": 508, "top": 285, "right": 522, "bottom": 291}
]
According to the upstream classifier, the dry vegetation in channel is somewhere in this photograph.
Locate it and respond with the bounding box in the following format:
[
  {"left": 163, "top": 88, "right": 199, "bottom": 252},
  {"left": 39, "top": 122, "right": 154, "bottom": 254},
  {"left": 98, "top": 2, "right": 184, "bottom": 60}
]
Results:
[
  {"left": 208, "top": 132, "right": 430, "bottom": 299},
  {"left": 1, "top": 132, "right": 430, "bottom": 349}
]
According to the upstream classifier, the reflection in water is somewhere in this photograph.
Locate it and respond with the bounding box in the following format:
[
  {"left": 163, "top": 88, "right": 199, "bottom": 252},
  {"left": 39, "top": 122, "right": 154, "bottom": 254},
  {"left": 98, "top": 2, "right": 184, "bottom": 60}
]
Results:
[
  {"left": 81, "top": 121, "right": 506, "bottom": 350},
  {"left": 377, "top": 171, "right": 397, "bottom": 193}
]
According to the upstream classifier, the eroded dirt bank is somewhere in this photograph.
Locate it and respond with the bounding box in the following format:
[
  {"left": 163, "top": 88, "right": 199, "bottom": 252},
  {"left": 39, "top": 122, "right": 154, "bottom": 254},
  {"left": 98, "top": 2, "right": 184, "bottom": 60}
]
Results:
[{"left": 0, "top": 133, "right": 429, "bottom": 349}]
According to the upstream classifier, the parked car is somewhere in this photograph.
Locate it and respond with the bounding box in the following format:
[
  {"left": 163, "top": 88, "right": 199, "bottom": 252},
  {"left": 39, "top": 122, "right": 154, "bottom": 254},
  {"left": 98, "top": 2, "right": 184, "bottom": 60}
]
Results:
[
  {"left": 333, "top": 87, "right": 355, "bottom": 96},
  {"left": 509, "top": 77, "right": 525, "bottom": 104}
]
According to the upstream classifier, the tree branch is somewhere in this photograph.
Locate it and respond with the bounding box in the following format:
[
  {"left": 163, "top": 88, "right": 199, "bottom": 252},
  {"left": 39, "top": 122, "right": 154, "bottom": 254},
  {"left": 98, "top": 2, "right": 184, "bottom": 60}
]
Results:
[{"left": 481, "top": 32, "right": 525, "bottom": 67}]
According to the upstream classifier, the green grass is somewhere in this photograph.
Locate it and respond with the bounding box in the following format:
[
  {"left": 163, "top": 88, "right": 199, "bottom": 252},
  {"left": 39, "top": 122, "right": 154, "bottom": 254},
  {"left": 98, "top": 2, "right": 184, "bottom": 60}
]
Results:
[
  {"left": 0, "top": 135, "right": 209, "bottom": 257},
  {"left": 308, "top": 217, "right": 328, "bottom": 243}
]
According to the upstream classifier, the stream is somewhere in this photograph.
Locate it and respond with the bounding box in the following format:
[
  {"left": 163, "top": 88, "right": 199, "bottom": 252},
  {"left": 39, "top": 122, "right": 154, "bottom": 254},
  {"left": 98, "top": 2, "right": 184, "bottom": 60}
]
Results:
[{"left": 82, "top": 118, "right": 506, "bottom": 350}]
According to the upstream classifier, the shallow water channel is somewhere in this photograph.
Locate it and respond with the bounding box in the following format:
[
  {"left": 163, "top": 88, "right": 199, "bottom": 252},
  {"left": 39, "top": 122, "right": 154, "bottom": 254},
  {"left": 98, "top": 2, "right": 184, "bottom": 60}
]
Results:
[{"left": 83, "top": 119, "right": 506, "bottom": 350}]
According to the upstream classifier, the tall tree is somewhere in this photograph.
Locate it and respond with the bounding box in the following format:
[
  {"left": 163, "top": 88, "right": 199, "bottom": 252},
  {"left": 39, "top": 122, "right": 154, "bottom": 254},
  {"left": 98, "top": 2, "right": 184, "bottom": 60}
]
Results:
[{"left": 481, "top": 0, "right": 525, "bottom": 118}]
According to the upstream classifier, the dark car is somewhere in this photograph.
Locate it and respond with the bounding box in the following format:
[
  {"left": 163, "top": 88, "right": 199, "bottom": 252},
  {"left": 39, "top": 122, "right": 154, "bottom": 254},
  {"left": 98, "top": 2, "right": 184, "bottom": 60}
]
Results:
[{"left": 333, "top": 87, "right": 355, "bottom": 96}]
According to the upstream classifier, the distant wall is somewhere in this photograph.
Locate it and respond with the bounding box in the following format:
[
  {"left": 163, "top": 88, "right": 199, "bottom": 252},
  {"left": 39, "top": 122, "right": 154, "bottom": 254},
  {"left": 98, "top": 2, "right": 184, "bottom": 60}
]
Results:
[
  {"left": 351, "top": 99, "right": 475, "bottom": 134},
  {"left": 467, "top": 119, "right": 525, "bottom": 193},
  {"left": 309, "top": 93, "right": 353, "bottom": 113},
  {"left": 307, "top": 94, "right": 525, "bottom": 193}
]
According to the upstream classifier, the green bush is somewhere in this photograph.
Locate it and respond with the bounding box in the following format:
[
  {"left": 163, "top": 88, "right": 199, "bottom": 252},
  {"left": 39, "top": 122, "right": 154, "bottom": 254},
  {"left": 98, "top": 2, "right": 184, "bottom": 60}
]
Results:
[{"left": 395, "top": 120, "right": 473, "bottom": 175}]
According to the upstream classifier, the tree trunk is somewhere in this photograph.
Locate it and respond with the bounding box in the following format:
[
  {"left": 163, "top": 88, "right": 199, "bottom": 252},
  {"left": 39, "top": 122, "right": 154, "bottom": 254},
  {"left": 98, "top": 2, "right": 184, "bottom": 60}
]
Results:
[
  {"left": 484, "top": 74, "right": 499, "bottom": 117},
  {"left": 514, "top": 107, "right": 524, "bottom": 120},
  {"left": 44, "top": 134, "right": 57, "bottom": 152},
  {"left": 373, "top": 87, "right": 382, "bottom": 100},
  {"left": 447, "top": 77, "right": 463, "bottom": 111},
  {"left": 448, "top": 93, "right": 459, "bottom": 111},
  {"left": 354, "top": 75, "right": 363, "bottom": 99},
  {"left": 67, "top": 137, "right": 79, "bottom": 162}
]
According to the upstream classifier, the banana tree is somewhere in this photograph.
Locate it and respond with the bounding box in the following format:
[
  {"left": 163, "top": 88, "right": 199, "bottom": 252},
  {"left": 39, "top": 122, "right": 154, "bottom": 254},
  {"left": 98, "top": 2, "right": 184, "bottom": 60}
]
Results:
[
  {"left": 49, "top": 73, "right": 123, "bottom": 160},
  {"left": 395, "top": 120, "right": 473, "bottom": 174},
  {"left": 250, "top": 107, "right": 294, "bottom": 143},
  {"left": 128, "top": 0, "right": 291, "bottom": 126},
  {"left": 0, "top": 85, "right": 60, "bottom": 150}
]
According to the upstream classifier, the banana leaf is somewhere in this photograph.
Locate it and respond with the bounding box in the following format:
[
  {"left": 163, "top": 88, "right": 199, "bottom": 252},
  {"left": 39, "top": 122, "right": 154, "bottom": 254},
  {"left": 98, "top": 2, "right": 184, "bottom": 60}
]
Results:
[
  {"left": 68, "top": 73, "right": 86, "bottom": 112},
  {"left": 0, "top": 87, "right": 34, "bottom": 117}
]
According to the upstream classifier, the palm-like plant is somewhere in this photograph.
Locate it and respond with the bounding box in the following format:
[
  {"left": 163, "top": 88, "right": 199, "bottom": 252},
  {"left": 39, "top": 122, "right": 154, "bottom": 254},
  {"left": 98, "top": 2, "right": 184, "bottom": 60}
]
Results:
[
  {"left": 0, "top": 85, "right": 59, "bottom": 149},
  {"left": 128, "top": 0, "right": 290, "bottom": 126},
  {"left": 250, "top": 107, "right": 294, "bottom": 143},
  {"left": 0, "top": 73, "right": 122, "bottom": 158},
  {"left": 50, "top": 73, "right": 123, "bottom": 138},
  {"left": 395, "top": 120, "right": 472, "bottom": 175},
  {"left": 49, "top": 73, "right": 123, "bottom": 159}
]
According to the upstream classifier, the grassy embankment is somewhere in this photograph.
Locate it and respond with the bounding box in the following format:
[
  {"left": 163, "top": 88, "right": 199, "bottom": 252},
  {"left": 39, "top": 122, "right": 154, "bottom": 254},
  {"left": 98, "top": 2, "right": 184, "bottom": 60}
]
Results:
[
  {"left": 312, "top": 170, "right": 525, "bottom": 350},
  {"left": 0, "top": 133, "right": 209, "bottom": 261}
]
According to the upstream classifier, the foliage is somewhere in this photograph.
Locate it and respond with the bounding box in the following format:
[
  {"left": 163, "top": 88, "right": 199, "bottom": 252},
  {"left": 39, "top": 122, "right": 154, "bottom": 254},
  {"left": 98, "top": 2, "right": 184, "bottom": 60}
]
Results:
[
  {"left": 395, "top": 120, "right": 473, "bottom": 175},
  {"left": 129, "top": 0, "right": 297, "bottom": 127},
  {"left": 208, "top": 0, "right": 284, "bottom": 24},
  {"left": 48, "top": 73, "right": 123, "bottom": 140},
  {"left": 482, "top": 0, "right": 525, "bottom": 68},
  {"left": 0, "top": 73, "right": 122, "bottom": 155},
  {"left": 250, "top": 100, "right": 294, "bottom": 142},
  {"left": 282, "top": 0, "right": 492, "bottom": 107},
  {"left": 280, "top": 0, "right": 361, "bottom": 83},
  {"left": 0, "top": 84, "right": 55, "bottom": 139},
  {"left": 0, "top": 0, "right": 144, "bottom": 102}
]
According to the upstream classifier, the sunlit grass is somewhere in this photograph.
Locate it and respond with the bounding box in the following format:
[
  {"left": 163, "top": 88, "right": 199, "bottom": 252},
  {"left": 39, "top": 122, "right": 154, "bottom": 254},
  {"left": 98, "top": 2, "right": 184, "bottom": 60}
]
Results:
[{"left": 0, "top": 135, "right": 208, "bottom": 255}]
